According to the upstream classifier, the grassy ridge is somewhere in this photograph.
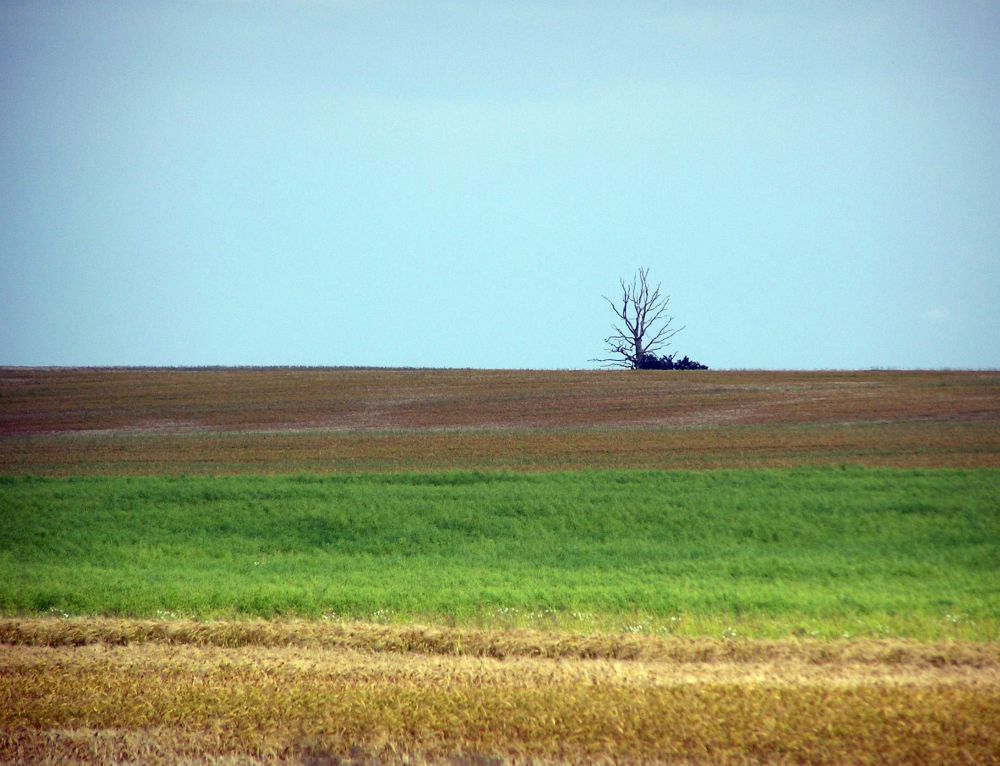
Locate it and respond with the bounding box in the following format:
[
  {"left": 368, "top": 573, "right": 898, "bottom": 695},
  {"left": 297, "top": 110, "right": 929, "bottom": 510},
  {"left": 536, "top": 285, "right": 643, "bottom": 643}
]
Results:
[{"left": 2, "top": 469, "right": 997, "bottom": 638}]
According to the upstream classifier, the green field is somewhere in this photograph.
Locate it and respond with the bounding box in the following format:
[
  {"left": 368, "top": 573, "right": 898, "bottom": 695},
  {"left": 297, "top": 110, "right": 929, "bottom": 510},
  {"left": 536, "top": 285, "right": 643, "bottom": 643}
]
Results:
[{"left": 3, "top": 468, "right": 997, "bottom": 640}]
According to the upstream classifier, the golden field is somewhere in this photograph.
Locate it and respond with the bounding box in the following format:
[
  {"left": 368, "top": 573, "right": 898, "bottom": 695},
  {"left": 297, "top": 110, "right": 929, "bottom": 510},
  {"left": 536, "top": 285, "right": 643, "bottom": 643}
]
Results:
[{"left": 2, "top": 619, "right": 998, "bottom": 765}]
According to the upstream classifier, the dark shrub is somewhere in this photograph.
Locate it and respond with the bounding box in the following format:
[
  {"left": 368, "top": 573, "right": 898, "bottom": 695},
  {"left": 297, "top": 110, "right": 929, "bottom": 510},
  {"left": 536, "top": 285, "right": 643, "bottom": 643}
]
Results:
[{"left": 636, "top": 352, "right": 708, "bottom": 370}]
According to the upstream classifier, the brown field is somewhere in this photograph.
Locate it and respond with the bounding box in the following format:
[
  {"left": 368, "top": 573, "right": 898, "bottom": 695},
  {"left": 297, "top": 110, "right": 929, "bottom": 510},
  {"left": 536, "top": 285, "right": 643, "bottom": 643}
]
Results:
[
  {"left": 2, "top": 367, "right": 998, "bottom": 474},
  {"left": 2, "top": 619, "right": 999, "bottom": 765}
]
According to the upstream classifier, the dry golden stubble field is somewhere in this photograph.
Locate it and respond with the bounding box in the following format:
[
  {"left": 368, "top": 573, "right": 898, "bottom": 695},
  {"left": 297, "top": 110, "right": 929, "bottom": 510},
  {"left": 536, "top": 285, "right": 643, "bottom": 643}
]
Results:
[
  {"left": 2, "top": 367, "right": 998, "bottom": 474},
  {"left": 2, "top": 619, "right": 999, "bottom": 766}
]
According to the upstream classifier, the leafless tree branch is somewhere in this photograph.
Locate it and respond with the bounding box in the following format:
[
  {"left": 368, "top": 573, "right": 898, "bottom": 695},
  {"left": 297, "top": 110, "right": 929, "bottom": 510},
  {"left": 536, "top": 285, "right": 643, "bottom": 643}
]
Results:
[{"left": 593, "top": 268, "right": 683, "bottom": 369}]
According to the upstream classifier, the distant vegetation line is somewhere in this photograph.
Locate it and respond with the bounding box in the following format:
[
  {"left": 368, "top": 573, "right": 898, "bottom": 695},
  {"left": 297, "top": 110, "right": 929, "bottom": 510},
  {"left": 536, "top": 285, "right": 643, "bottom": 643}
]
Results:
[{"left": 2, "top": 468, "right": 996, "bottom": 640}]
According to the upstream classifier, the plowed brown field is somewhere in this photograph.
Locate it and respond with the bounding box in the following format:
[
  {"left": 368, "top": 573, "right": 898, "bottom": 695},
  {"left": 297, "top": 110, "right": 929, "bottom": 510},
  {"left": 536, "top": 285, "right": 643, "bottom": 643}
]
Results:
[{"left": 2, "top": 368, "right": 998, "bottom": 474}]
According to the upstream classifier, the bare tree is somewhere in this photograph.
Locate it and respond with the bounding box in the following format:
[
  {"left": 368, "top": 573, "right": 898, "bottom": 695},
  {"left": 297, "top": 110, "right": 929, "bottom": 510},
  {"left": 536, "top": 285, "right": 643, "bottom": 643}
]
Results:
[{"left": 596, "top": 268, "right": 684, "bottom": 369}]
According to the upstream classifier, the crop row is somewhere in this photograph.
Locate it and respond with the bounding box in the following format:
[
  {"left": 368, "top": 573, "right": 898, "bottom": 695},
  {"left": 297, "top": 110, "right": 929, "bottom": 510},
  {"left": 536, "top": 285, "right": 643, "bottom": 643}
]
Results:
[{"left": 5, "top": 617, "right": 999, "bottom": 666}]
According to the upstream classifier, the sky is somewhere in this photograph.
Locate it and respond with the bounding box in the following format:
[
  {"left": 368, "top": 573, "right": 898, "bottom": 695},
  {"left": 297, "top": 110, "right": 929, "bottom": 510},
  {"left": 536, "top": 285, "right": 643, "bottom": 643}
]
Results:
[{"left": 1, "top": 1, "right": 998, "bottom": 369}]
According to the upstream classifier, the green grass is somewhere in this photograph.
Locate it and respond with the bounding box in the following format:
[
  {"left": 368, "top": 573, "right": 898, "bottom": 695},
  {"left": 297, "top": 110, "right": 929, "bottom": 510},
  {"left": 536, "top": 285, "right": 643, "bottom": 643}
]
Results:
[{"left": 1, "top": 469, "right": 997, "bottom": 639}]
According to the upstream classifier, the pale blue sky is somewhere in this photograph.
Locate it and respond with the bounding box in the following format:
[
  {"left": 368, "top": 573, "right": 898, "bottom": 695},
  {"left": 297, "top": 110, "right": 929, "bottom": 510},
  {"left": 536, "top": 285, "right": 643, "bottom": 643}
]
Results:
[{"left": 2, "top": 1, "right": 998, "bottom": 369}]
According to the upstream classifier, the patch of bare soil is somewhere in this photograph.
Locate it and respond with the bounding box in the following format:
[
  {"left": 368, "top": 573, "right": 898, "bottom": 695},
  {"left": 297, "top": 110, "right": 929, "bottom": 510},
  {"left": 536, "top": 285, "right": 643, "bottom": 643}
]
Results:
[{"left": 2, "top": 368, "right": 998, "bottom": 435}]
